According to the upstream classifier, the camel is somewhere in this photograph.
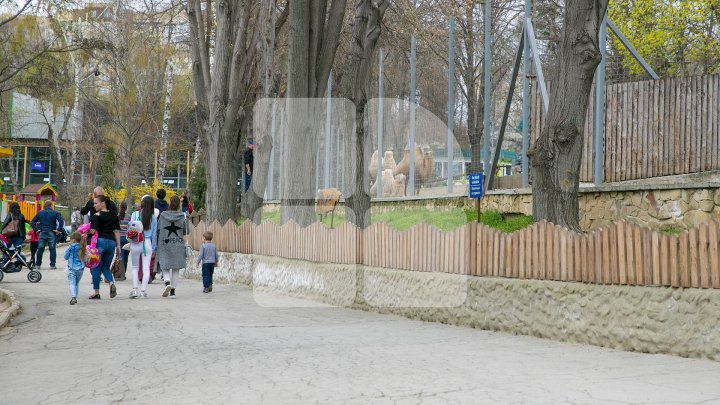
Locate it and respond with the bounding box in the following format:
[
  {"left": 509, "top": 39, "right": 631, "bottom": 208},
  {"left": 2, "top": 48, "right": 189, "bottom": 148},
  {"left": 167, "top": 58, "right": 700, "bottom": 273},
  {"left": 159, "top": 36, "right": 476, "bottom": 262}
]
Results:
[
  {"left": 368, "top": 150, "right": 397, "bottom": 182},
  {"left": 393, "top": 145, "right": 435, "bottom": 195}
]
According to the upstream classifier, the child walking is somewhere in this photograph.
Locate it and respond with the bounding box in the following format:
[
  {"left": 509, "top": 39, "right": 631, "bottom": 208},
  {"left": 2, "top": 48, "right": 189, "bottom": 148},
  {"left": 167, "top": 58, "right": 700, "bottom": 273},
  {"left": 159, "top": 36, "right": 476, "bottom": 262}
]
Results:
[
  {"left": 26, "top": 227, "right": 39, "bottom": 265},
  {"left": 64, "top": 232, "right": 87, "bottom": 305},
  {"left": 196, "top": 231, "right": 219, "bottom": 293}
]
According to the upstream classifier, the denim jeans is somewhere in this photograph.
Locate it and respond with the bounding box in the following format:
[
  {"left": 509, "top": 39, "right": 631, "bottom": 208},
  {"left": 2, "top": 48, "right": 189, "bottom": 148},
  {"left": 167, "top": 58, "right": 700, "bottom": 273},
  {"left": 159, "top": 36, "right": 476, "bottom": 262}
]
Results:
[
  {"left": 36, "top": 231, "right": 57, "bottom": 267},
  {"left": 244, "top": 173, "right": 251, "bottom": 192},
  {"left": 91, "top": 238, "right": 116, "bottom": 290},
  {"left": 120, "top": 236, "right": 130, "bottom": 271},
  {"left": 201, "top": 263, "right": 215, "bottom": 288},
  {"left": 67, "top": 267, "right": 84, "bottom": 298}
]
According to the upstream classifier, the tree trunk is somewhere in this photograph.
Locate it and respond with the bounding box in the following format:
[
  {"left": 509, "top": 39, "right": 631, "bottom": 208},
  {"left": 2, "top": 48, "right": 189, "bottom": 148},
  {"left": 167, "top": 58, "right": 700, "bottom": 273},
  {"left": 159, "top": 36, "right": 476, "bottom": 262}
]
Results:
[
  {"left": 157, "top": 61, "right": 174, "bottom": 182},
  {"left": 205, "top": 125, "right": 240, "bottom": 223},
  {"left": 344, "top": 0, "right": 389, "bottom": 229},
  {"left": 529, "top": 0, "right": 608, "bottom": 231},
  {"left": 243, "top": 134, "right": 273, "bottom": 224},
  {"left": 282, "top": 0, "right": 347, "bottom": 226}
]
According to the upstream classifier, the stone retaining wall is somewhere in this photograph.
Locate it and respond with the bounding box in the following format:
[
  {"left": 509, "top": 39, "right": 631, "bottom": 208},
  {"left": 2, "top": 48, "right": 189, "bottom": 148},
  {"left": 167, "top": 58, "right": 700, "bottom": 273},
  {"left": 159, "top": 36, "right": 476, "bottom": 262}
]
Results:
[
  {"left": 184, "top": 251, "right": 720, "bottom": 361},
  {"left": 263, "top": 182, "right": 720, "bottom": 231},
  {"left": 0, "top": 288, "right": 20, "bottom": 330}
]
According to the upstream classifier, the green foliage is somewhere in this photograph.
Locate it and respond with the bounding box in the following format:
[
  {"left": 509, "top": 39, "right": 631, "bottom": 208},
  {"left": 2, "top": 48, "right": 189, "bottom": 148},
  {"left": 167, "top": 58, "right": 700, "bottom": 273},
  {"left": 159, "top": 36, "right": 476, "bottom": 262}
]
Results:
[
  {"left": 189, "top": 164, "right": 207, "bottom": 211},
  {"left": 257, "top": 208, "right": 534, "bottom": 233},
  {"left": 658, "top": 225, "right": 683, "bottom": 235},
  {"left": 466, "top": 209, "right": 534, "bottom": 233},
  {"left": 609, "top": 0, "right": 720, "bottom": 76},
  {"left": 99, "top": 146, "right": 117, "bottom": 189}
]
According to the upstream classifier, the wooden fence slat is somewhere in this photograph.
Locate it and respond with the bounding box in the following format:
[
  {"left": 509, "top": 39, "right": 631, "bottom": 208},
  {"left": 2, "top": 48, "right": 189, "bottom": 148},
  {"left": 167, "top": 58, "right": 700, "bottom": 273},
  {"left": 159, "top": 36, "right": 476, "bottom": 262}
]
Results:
[
  {"left": 560, "top": 230, "right": 568, "bottom": 281},
  {"left": 617, "top": 222, "right": 627, "bottom": 284},
  {"left": 660, "top": 234, "right": 669, "bottom": 286},
  {"left": 652, "top": 230, "right": 661, "bottom": 286},
  {"left": 573, "top": 232, "right": 581, "bottom": 281},
  {"left": 710, "top": 220, "right": 720, "bottom": 288},
  {"left": 624, "top": 223, "right": 635, "bottom": 285},
  {"left": 595, "top": 230, "right": 603, "bottom": 283},
  {"left": 679, "top": 232, "right": 690, "bottom": 287},
  {"left": 670, "top": 233, "right": 679, "bottom": 287},
  {"left": 699, "top": 223, "right": 710, "bottom": 288},
  {"left": 689, "top": 227, "right": 699, "bottom": 288},
  {"left": 493, "top": 231, "right": 500, "bottom": 277},
  {"left": 545, "top": 222, "right": 553, "bottom": 280},
  {"left": 600, "top": 228, "right": 609, "bottom": 284}
]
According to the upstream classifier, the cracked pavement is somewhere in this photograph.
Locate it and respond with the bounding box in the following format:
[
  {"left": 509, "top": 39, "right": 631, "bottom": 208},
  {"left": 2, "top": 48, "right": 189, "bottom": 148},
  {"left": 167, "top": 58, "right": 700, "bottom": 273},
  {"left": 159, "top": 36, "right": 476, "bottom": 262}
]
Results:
[{"left": 2, "top": 247, "right": 720, "bottom": 404}]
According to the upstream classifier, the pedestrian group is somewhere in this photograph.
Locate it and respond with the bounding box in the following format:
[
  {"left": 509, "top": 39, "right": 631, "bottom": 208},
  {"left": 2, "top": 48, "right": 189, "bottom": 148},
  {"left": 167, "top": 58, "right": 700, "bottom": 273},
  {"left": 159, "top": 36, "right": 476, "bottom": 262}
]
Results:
[{"left": 2, "top": 186, "right": 217, "bottom": 305}]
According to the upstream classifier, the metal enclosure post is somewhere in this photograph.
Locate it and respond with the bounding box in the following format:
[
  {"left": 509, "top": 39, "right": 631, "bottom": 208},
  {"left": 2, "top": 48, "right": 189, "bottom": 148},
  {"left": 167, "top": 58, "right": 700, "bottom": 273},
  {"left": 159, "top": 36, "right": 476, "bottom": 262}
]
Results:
[
  {"left": 267, "top": 100, "right": 276, "bottom": 200},
  {"left": 521, "top": 0, "right": 531, "bottom": 188},
  {"left": 278, "top": 110, "right": 285, "bottom": 200},
  {"left": 409, "top": 36, "right": 417, "bottom": 196},
  {"left": 525, "top": 19, "right": 548, "bottom": 112},
  {"left": 594, "top": 15, "right": 607, "bottom": 185},
  {"left": 447, "top": 18, "right": 456, "bottom": 194},
  {"left": 376, "top": 49, "right": 384, "bottom": 198},
  {"left": 324, "top": 74, "right": 332, "bottom": 189},
  {"left": 482, "top": 0, "right": 492, "bottom": 178}
]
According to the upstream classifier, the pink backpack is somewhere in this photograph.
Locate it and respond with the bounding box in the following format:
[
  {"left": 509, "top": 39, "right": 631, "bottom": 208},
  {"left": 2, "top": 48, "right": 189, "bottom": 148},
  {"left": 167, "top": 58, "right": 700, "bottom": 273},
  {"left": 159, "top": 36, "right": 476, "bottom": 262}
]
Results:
[{"left": 77, "top": 223, "right": 98, "bottom": 247}]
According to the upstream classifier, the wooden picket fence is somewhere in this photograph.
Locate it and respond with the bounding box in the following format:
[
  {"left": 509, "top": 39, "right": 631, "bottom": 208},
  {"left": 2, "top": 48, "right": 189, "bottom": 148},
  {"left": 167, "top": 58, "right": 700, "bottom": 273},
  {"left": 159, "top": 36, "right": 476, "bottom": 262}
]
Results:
[
  {"left": 189, "top": 219, "right": 720, "bottom": 289},
  {"left": 531, "top": 73, "right": 720, "bottom": 183}
]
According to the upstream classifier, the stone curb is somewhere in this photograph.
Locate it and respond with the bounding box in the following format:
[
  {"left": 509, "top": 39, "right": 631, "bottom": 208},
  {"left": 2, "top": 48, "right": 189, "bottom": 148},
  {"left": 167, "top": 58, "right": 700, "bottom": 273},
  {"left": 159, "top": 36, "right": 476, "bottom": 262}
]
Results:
[{"left": 0, "top": 287, "right": 21, "bottom": 331}]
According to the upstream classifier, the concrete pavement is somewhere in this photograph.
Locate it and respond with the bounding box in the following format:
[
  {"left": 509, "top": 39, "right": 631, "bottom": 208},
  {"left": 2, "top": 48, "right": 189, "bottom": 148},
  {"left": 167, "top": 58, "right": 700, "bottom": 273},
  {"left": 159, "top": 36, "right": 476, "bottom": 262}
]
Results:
[{"left": 1, "top": 248, "right": 720, "bottom": 404}]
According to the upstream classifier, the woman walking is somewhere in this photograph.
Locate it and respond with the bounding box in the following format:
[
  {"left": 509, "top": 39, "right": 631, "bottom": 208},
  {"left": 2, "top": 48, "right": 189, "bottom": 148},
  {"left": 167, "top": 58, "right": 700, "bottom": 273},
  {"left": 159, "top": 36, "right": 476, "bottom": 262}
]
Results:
[
  {"left": 88, "top": 195, "right": 120, "bottom": 299},
  {"left": 2, "top": 202, "right": 27, "bottom": 250},
  {"left": 157, "top": 195, "right": 187, "bottom": 298},
  {"left": 128, "top": 196, "right": 157, "bottom": 298}
]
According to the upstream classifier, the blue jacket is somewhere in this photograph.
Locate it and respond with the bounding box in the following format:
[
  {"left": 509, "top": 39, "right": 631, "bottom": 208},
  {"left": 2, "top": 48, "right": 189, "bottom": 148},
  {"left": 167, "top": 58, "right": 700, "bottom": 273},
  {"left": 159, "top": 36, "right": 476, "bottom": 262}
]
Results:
[
  {"left": 130, "top": 210, "right": 158, "bottom": 252},
  {"left": 31, "top": 208, "right": 65, "bottom": 233},
  {"left": 64, "top": 243, "right": 85, "bottom": 271}
]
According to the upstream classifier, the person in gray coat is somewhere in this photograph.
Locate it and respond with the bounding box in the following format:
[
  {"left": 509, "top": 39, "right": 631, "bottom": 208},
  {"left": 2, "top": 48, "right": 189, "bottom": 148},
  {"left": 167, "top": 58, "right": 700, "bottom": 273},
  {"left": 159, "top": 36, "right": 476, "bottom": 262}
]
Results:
[{"left": 156, "top": 195, "right": 188, "bottom": 298}]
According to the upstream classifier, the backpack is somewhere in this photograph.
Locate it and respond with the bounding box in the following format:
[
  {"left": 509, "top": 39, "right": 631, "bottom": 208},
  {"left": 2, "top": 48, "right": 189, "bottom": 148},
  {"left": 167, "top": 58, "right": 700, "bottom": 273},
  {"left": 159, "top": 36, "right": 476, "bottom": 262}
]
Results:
[{"left": 126, "top": 219, "right": 144, "bottom": 243}]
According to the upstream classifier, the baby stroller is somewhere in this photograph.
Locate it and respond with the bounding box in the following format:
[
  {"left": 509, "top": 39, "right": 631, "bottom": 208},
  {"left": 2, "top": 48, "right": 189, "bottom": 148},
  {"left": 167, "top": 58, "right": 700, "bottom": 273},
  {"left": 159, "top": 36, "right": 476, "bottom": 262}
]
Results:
[{"left": 0, "top": 238, "right": 41, "bottom": 283}]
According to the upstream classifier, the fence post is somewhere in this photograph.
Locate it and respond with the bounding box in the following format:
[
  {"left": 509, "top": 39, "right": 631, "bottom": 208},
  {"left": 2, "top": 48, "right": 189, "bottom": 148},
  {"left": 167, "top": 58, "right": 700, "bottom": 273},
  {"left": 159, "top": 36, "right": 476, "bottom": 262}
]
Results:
[{"left": 468, "top": 222, "right": 477, "bottom": 275}]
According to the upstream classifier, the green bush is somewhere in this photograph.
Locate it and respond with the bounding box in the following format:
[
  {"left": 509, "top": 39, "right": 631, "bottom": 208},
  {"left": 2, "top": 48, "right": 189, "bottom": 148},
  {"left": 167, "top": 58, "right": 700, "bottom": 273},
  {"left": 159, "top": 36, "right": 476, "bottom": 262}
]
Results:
[
  {"left": 658, "top": 225, "right": 683, "bottom": 235},
  {"left": 189, "top": 164, "right": 207, "bottom": 211}
]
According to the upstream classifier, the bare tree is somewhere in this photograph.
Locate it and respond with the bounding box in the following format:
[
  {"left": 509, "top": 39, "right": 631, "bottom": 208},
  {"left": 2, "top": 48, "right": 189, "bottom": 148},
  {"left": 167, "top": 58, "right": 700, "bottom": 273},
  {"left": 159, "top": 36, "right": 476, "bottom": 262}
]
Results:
[
  {"left": 528, "top": 0, "right": 608, "bottom": 230},
  {"left": 283, "top": 0, "right": 348, "bottom": 226},
  {"left": 187, "top": 0, "right": 267, "bottom": 223},
  {"left": 342, "top": 0, "right": 389, "bottom": 228}
]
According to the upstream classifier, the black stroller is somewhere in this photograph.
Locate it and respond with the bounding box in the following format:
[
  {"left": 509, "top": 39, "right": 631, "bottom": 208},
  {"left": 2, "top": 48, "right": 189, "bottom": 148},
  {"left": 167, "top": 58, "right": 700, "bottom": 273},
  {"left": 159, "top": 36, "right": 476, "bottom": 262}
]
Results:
[{"left": 0, "top": 238, "right": 41, "bottom": 283}]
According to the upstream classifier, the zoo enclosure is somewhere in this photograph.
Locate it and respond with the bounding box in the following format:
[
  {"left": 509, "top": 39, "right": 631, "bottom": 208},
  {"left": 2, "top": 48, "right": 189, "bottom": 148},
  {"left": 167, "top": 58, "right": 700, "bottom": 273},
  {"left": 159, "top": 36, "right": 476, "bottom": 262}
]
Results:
[{"left": 189, "top": 219, "right": 720, "bottom": 289}]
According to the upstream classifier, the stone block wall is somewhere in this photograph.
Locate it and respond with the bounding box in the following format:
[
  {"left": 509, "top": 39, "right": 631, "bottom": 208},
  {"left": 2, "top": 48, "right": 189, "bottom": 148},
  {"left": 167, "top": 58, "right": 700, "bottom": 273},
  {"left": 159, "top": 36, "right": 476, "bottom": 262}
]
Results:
[
  {"left": 262, "top": 183, "right": 720, "bottom": 232},
  {"left": 184, "top": 251, "right": 720, "bottom": 361}
]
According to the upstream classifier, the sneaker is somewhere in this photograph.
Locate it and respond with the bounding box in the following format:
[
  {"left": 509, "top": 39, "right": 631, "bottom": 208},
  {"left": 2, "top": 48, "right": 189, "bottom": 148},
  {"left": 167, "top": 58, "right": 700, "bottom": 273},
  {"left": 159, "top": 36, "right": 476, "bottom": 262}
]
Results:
[
  {"left": 208, "top": 286, "right": 213, "bottom": 292},
  {"left": 50, "top": 265, "right": 56, "bottom": 270},
  {"left": 202, "top": 288, "right": 209, "bottom": 293},
  {"left": 140, "top": 291, "right": 148, "bottom": 299},
  {"left": 129, "top": 289, "right": 138, "bottom": 299},
  {"left": 162, "top": 282, "right": 172, "bottom": 298},
  {"left": 110, "top": 284, "right": 117, "bottom": 298},
  {"left": 88, "top": 294, "right": 101, "bottom": 300},
  {"left": 69, "top": 297, "right": 77, "bottom": 305},
  {"left": 169, "top": 289, "right": 176, "bottom": 299}
]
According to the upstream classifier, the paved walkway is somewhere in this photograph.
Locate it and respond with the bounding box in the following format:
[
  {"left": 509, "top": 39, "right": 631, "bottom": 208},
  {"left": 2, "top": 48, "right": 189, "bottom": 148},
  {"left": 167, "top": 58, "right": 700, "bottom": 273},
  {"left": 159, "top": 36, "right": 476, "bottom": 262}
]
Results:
[{"left": 2, "top": 247, "right": 720, "bottom": 404}]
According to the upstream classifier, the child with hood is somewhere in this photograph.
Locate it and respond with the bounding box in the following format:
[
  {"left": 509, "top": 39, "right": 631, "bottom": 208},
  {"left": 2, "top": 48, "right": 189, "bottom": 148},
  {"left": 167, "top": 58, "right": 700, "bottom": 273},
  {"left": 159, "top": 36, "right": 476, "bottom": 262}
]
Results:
[{"left": 156, "top": 195, "right": 187, "bottom": 298}]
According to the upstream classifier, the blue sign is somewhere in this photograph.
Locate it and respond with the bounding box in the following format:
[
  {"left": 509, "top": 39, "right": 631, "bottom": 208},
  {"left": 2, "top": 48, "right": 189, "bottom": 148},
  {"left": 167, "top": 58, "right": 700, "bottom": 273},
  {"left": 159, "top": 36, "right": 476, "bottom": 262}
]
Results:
[
  {"left": 468, "top": 173, "right": 483, "bottom": 198},
  {"left": 31, "top": 161, "right": 46, "bottom": 171}
]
